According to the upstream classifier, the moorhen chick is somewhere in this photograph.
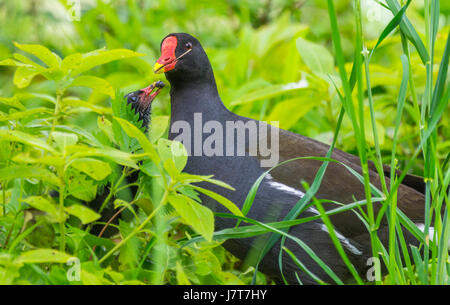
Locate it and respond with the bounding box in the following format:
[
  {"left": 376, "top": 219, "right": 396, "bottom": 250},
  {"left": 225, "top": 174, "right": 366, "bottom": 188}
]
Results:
[{"left": 125, "top": 80, "right": 165, "bottom": 129}]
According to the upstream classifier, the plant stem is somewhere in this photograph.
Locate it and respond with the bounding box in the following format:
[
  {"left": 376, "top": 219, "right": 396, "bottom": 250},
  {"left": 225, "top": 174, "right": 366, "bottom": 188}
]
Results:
[
  {"left": 362, "top": 52, "right": 388, "bottom": 194},
  {"left": 314, "top": 197, "right": 364, "bottom": 284},
  {"left": 85, "top": 167, "right": 131, "bottom": 235},
  {"left": 1, "top": 182, "right": 5, "bottom": 217},
  {"left": 48, "top": 88, "right": 63, "bottom": 144},
  {"left": 401, "top": 37, "right": 421, "bottom": 125},
  {"left": 3, "top": 213, "right": 18, "bottom": 248},
  {"left": 353, "top": 0, "right": 379, "bottom": 277},
  {"left": 99, "top": 167, "right": 129, "bottom": 214},
  {"left": 2, "top": 138, "right": 15, "bottom": 217},
  {"left": 115, "top": 183, "right": 139, "bottom": 194},
  {"left": 59, "top": 171, "right": 66, "bottom": 252},
  {"left": 98, "top": 187, "right": 170, "bottom": 264}
]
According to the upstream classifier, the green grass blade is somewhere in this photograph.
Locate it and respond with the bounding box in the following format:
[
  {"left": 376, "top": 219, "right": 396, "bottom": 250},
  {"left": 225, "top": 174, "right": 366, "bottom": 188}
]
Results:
[
  {"left": 430, "top": 30, "right": 450, "bottom": 116},
  {"left": 410, "top": 246, "right": 426, "bottom": 283},
  {"left": 282, "top": 247, "right": 327, "bottom": 285},
  {"left": 187, "top": 210, "right": 345, "bottom": 284},
  {"left": 387, "top": 54, "right": 409, "bottom": 282},
  {"left": 395, "top": 219, "right": 416, "bottom": 284},
  {"left": 313, "top": 197, "right": 364, "bottom": 284},
  {"left": 252, "top": 109, "right": 345, "bottom": 281},
  {"left": 180, "top": 198, "right": 381, "bottom": 245},
  {"left": 385, "top": 0, "right": 429, "bottom": 64},
  {"left": 369, "top": 0, "right": 412, "bottom": 61}
]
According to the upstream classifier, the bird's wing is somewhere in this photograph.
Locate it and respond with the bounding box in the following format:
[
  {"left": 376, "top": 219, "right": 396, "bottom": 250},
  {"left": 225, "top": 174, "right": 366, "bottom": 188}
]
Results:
[
  {"left": 338, "top": 144, "right": 425, "bottom": 194},
  {"left": 252, "top": 124, "right": 426, "bottom": 236}
]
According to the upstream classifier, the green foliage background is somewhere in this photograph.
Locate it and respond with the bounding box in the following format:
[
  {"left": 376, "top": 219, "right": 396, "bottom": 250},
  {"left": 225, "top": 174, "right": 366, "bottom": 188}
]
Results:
[{"left": 0, "top": 0, "right": 448, "bottom": 285}]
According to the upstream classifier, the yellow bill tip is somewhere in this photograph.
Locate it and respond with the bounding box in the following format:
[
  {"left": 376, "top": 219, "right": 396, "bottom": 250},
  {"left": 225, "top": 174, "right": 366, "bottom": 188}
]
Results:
[{"left": 153, "top": 62, "right": 164, "bottom": 74}]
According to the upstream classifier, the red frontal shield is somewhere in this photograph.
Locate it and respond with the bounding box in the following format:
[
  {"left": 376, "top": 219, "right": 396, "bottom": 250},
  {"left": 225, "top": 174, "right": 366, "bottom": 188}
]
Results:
[{"left": 154, "top": 36, "right": 178, "bottom": 73}]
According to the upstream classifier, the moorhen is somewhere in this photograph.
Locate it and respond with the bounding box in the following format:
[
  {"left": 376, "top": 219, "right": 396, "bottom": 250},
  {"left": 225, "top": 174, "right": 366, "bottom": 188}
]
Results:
[{"left": 141, "top": 33, "right": 428, "bottom": 284}]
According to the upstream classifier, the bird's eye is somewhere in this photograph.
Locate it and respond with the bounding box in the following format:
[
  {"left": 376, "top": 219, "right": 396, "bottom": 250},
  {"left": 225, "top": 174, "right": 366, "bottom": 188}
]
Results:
[
  {"left": 130, "top": 96, "right": 137, "bottom": 103},
  {"left": 185, "top": 42, "right": 192, "bottom": 50}
]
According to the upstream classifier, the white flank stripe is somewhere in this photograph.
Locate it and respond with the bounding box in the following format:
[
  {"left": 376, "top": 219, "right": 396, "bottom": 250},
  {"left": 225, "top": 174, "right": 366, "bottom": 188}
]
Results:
[
  {"left": 417, "top": 223, "right": 450, "bottom": 249},
  {"left": 319, "top": 224, "right": 363, "bottom": 256},
  {"left": 308, "top": 206, "right": 363, "bottom": 256},
  {"left": 265, "top": 175, "right": 362, "bottom": 255},
  {"left": 265, "top": 174, "right": 305, "bottom": 198}
]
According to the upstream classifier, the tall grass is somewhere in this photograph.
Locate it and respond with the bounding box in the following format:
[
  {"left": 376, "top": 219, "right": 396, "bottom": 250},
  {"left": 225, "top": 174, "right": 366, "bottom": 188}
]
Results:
[
  {"left": 212, "top": 0, "right": 449, "bottom": 284},
  {"left": 313, "top": 0, "right": 449, "bottom": 284}
]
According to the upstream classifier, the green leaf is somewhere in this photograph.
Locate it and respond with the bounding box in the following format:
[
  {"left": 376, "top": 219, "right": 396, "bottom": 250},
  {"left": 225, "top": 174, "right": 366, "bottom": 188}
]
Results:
[
  {"left": 0, "top": 107, "right": 52, "bottom": 122},
  {"left": 177, "top": 173, "right": 235, "bottom": 191},
  {"left": 193, "top": 251, "right": 221, "bottom": 275},
  {"left": 52, "top": 131, "right": 78, "bottom": 152},
  {"left": 190, "top": 185, "right": 243, "bottom": 217},
  {"left": 0, "top": 129, "right": 58, "bottom": 155},
  {"left": 157, "top": 139, "right": 188, "bottom": 174},
  {"left": 0, "top": 165, "right": 60, "bottom": 186},
  {"left": 0, "top": 142, "right": 11, "bottom": 164},
  {"left": 118, "top": 220, "right": 141, "bottom": 269},
  {"left": 69, "top": 147, "right": 138, "bottom": 169},
  {"left": 23, "top": 196, "right": 57, "bottom": 213},
  {"left": 176, "top": 261, "right": 191, "bottom": 285},
  {"left": 22, "top": 196, "right": 66, "bottom": 222},
  {"left": 163, "top": 158, "right": 180, "bottom": 178},
  {"left": 168, "top": 193, "right": 214, "bottom": 242},
  {"left": 0, "top": 96, "right": 25, "bottom": 110},
  {"left": 70, "top": 158, "right": 112, "bottom": 180},
  {"left": 15, "top": 249, "right": 72, "bottom": 264},
  {"left": 219, "top": 271, "right": 245, "bottom": 285},
  {"left": 267, "top": 97, "right": 318, "bottom": 129},
  {"left": 0, "top": 58, "right": 32, "bottom": 67},
  {"left": 296, "top": 37, "right": 335, "bottom": 76},
  {"left": 67, "top": 182, "right": 97, "bottom": 202},
  {"left": 63, "top": 97, "right": 112, "bottom": 115},
  {"left": 231, "top": 83, "right": 308, "bottom": 106},
  {"left": 97, "top": 116, "right": 116, "bottom": 144},
  {"left": 13, "top": 66, "right": 41, "bottom": 88},
  {"left": 134, "top": 198, "right": 154, "bottom": 215},
  {"left": 65, "top": 204, "right": 101, "bottom": 224},
  {"left": 13, "top": 53, "right": 46, "bottom": 68},
  {"left": 71, "top": 48, "right": 144, "bottom": 76},
  {"left": 149, "top": 115, "right": 170, "bottom": 143},
  {"left": 157, "top": 139, "right": 173, "bottom": 161},
  {"left": 80, "top": 269, "right": 110, "bottom": 285},
  {"left": 13, "top": 42, "right": 61, "bottom": 69},
  {"left": 65, "top": 169, "right": 97, "bottom": 201},
  {"left": 2, "top": 92, "right": 56, "bottom": 106},
  {"left": 114, "top": 117, "right": 160, "bottom": 165},
  {"left": 140, "top": 160, "right": 162, "bottom": 177},
  {"left": 12, "top": 153, "right": 65, "bottom": 167},
  {"left": 61, "top": 53, "right": 82, "bottom": 74},
  {"left": 69, "top": 75, "right": 115, "bottom": 98}
]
